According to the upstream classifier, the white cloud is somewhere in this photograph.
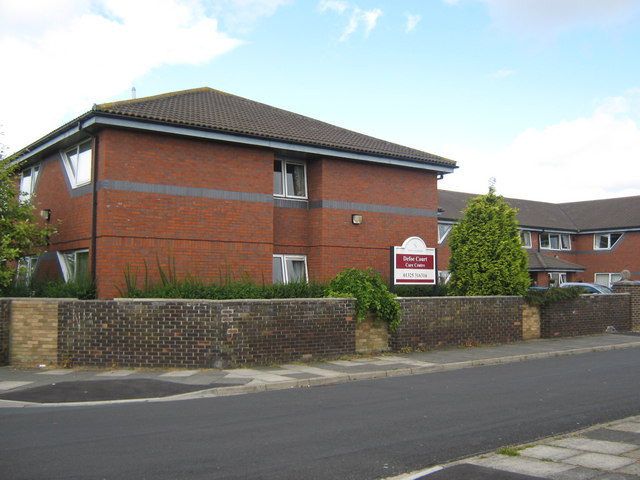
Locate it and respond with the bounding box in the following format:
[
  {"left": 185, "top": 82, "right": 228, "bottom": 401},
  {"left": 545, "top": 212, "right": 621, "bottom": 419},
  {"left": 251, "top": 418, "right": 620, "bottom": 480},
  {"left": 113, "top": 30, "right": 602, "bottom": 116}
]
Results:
[
  {"left": 319, "top": 2, "right": 382, "bottom": 41},
  {"left": 439, "top": 90, "right": 640, "bottom": 202},
  {"left": 0, "top": 0, "right": 246, "bottom": 154},
  {"left": 215, "top": 0, "right": 291, "bottom": 32},
  {"left": 405, "top": 13, "right": 421, "bottom": 33},
  {"left": 480, "top": 0, "right": 640, "bottom": 38},
  {"left": 319, "top": 0, "right": 348, "bottom": 14}
]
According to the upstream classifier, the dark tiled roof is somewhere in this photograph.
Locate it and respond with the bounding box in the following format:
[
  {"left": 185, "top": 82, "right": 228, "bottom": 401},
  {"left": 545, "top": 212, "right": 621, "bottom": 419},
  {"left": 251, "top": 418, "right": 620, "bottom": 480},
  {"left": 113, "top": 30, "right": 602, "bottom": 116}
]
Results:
[
  {"left": 527, "top": 252, "right": 585, "bottom": 272},
  {"left": 94, "top": 87, "right": 455, "bottom": 168},
  {"left": 438, "top": 190, "right": 640, "bottom": 231},
  {"left": 558, "top": 196, "right": 640, "bottom": 231}
]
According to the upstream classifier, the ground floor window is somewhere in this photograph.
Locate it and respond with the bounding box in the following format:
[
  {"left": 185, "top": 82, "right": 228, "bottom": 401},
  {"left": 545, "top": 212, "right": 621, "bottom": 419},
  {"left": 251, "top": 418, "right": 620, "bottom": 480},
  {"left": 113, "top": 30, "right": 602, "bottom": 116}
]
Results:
[
  {"left": 594, "top": 272, "right": 622, "bottom": 287},
  {"left": 58, "top": 249, "right": 89, "bottom": 282},
  {"left": 438, "top": 270, "right": 451, "bottom": 284},
  {"left": 549, "top": 272, "right": 567, "bottom": 286},
  {"left": 273, "top": 255, "right": 308, "bottom": 284},
  {"left": 16, "top": 255, "right": 39, "bottom": 285}
]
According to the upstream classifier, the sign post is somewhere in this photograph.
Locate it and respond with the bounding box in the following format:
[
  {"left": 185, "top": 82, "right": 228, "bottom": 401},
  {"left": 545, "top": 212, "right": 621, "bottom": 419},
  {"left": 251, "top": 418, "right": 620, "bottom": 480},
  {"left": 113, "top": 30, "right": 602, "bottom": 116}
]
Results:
[{"left": 392, "top": 236, "right": 436, "bottom": 286}]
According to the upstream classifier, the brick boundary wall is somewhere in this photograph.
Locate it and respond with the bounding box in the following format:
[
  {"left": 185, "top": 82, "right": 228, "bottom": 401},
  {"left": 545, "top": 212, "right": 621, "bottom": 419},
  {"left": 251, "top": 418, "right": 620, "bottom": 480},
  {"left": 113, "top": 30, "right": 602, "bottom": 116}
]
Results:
[
  {"left": 2, "top": 290, "right": 637, "bottom": 368},
  {"left": 57, "top": 298, "right": 356, "bottom": 369},
  {"left": 0, "top": 299, "right": 10, "bottom": 365},
  {"left": 540, "top": 293, "right": 631, "bottom": 338},
  {"left": 613, "top": 282, "right": 640, "bottom": 331},
  {"left": 391, "top": 296, "right": 524, "bottom": 351}
]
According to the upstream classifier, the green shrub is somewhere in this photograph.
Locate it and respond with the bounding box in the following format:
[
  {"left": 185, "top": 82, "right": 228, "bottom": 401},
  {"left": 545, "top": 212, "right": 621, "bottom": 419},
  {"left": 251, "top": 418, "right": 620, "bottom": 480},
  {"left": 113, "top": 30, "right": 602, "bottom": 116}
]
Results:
[
  {"left": 326, "top": 268, "right": 402, "bottom": 331},
  {"left": 524, "top": 287, "right": 583, "bottom": 308},
  {"left": 118, "top": 259, "right": 326, "bottom": 300},
  {"left": 1, "top": 279, "right": 96, "bottom": 299},
  {"left": 394, "top": 284, "right": 447, "bottom": 297}
]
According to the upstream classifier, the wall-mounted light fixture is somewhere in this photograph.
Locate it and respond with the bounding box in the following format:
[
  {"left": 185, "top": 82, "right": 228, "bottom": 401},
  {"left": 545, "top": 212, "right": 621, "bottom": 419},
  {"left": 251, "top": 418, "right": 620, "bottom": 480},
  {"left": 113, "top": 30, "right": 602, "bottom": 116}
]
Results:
[
  {"left": 352, "top": 214, "right": 363, "bottom": 225},
  {"left": 40, "top": 209, "right": 51, "bottom": 222}
]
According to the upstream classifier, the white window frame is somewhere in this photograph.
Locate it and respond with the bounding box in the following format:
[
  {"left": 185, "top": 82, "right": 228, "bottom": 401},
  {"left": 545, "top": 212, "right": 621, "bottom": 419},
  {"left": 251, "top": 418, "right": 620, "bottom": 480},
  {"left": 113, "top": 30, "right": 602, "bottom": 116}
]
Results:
[
  {"left": 57, "top": 249, "right": 89, "bottom": 282},
  {"left": 62, "top": 140, "right": 93, "bottom": 188},
  {"left": 519, "top": 230, "right": 532, "bottom": 248},
  {"left": 540, "top": 233, "right": 571, "bottom": 251},
  {"left": 273, "top": 254, "right": 308, "bottom": 284},
  {"left": 438, "top": 270, "right": 451, "bottom": 284},
  {"left": 549, "top": 272, "right": 567, "bottom": 285},
  {"left": 16, "top": 255, "right": 38, "bottom": 284},
  {"left": 19, "top": 164, "right": 40, "bottom": 202},
  {"left": 594, "top": 233, "right": 623, "bottom": 250},
  {"left": 438, "top": 224, "right": 453, "bottom": 244},
  {"left": 274, "top": 159, "right": 307, "bottom": 199},
  {"left": 594, "top": 272, "right": 622, "bottom": 287}
]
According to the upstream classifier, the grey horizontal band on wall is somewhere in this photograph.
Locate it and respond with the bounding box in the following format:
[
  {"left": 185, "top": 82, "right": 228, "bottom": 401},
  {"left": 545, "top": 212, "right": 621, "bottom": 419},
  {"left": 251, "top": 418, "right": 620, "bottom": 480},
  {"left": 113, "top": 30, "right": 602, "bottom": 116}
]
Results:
[
  {"left": 310, "top": 200, "right": 438, "bottom": 217},
  {"left": 96, "top": 180, "right": 273, "bottom": 204},
  {"left": 96, "top": 180, "right": 437, "bottom": 217}
]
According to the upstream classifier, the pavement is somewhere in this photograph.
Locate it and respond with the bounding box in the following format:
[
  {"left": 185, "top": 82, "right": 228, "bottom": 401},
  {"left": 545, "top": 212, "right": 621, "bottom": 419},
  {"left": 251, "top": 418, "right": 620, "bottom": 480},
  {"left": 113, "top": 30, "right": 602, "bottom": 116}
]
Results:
[{"left": 3, "top": 332, "right": 640, "bottom": 479}]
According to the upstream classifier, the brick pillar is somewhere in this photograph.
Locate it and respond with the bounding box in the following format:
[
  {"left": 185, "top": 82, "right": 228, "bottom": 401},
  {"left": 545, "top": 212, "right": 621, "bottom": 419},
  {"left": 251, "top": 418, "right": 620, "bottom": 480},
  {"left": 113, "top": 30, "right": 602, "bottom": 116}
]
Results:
[
  {"left": 613, "top": 281, "right": 640, "bottom": 331},
  {"left": 10, "top": 299, "right": 60, "bottom": 366},
  {"left": 521, "top": 303, "right": 541, "bottom": 340}
]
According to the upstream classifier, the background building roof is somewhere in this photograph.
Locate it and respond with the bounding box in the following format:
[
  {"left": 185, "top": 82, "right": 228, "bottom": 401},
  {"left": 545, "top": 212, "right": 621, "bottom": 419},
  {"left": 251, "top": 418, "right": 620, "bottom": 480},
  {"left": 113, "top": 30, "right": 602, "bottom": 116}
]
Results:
[{"left": 438, "top": 190, "right": 640, "bottom": 232}]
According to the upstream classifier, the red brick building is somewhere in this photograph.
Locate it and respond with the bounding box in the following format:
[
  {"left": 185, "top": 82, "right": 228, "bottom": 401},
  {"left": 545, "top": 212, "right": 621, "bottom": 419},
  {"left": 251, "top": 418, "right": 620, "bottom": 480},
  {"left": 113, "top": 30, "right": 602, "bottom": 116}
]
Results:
[
  {"left": 11, "top": 88, "right": 456, "bottom": 298},
  {"left": 438, "top": 190, "right": 640, "bottom": 287}
]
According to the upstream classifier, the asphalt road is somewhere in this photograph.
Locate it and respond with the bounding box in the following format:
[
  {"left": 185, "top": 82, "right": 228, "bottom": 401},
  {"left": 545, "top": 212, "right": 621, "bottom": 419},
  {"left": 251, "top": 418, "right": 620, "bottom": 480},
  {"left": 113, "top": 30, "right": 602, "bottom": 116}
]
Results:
[{"left": 2, "top": 348, "right": 640, "bottom": 480}]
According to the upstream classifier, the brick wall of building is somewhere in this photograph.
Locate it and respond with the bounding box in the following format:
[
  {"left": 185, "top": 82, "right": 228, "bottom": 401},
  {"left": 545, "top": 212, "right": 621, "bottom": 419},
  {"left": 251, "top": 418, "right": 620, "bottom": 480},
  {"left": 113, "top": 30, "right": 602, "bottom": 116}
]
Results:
[
  {"left": 391, "top": 296, "right": 524, "bottom": 351},
  {"left": 540, "top": 293, "right": 631, "bottom": 338},
  {"left": 57, "top": 298, "right": 356, "bottom": 368}
]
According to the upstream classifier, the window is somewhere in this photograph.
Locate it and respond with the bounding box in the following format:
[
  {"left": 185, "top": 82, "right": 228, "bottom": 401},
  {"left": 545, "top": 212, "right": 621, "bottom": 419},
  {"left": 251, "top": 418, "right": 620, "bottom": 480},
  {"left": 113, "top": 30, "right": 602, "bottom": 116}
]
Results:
[
  {"left": 274, "top": 159, "right": 307, "bottom": 199},
  {"left": 63, "top": 141, "right": 92, "bottom": 187},
  {"left": 519, "top": 231, "right": 532, "bottom": 248},
  {"left": 273, "top": 255, "right": 308, "bottom": 284},
  {"left": 594, "top": 273, "right": 622, "bottom": 287},
  {"left": 540, "top": 233, "right": 571, "bottom": 250},
  {"left": 438, "top": 270, "right": 451, "bottom": 284},
  {"left": 58, "top": 249, "right": 89, "bottom": 282},
  {"left": 549, "top": 272, "right": 567, "bottom": 285},
  {"left": 16, "top": 255, "right": 38, "bottom": 285},
  {"left": 438, "top": 224, "right": 453, "bottom": 243},
  {"left": 19, "top": 165, "right": 40, "bottom": 202},
  {"left": 594, "top": 233, "right": 623, "bottom": 250}
]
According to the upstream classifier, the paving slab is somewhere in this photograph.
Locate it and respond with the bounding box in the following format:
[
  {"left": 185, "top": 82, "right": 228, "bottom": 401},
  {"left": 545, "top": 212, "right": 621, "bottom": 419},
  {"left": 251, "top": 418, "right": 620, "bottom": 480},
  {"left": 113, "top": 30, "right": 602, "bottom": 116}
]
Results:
[
  {"left": 583, "top": 429, "right": 640, "bottom": 446},
  {"left": 611, "top": 423, "right": 640, "bottom": 434},
  {"left": 563, "top": 453, "right": 635, "bottom": 470},
  {"left": 0, "top": 381, "right": 33, "bottom": 391},
  {"left": 521, "top": 445, "right": 582, "bottom": 462},
  {"left": 469, "top": 455, "right": 576, "bottom": 476},
  {"left": 550, "top": 438, "right": 638, "bottom": 455}
]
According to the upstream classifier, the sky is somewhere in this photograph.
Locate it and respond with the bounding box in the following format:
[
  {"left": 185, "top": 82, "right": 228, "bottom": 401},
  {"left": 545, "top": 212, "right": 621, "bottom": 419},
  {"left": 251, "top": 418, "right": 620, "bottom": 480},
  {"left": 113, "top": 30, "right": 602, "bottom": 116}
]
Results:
[{"left": 1, "top": 0, "right": 640, "bottom": 203}]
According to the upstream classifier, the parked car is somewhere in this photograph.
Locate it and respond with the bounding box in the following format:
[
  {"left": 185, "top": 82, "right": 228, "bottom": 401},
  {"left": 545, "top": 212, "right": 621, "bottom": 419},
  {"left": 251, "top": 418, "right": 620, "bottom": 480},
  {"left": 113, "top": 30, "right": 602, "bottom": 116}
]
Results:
[{"left": 560, "top": 282, "right": 613, "bottom": 294}]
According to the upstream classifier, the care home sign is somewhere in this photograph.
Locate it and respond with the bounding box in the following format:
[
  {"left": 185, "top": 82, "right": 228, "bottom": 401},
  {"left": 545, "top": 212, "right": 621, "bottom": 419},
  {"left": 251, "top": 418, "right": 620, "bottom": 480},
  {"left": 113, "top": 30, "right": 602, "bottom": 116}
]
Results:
[{"left": 392, "top": 236, "right": 436, "bottom": 285}]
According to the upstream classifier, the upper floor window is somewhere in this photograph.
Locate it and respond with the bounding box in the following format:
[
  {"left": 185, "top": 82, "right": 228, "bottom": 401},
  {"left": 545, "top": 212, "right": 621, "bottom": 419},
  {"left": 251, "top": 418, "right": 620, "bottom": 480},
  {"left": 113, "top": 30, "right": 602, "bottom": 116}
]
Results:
[
  {"left": 540, "top": 233, "right": 571, "bottom": 250},
  {"left": 19, "top": 165, "right": 40, "bottom": 202},
  {"left": 519, "top": 231, "right": 532, "bottom": 248},
  {"left": 594, "top": 233, "right": 623, "bottom": 250},
  {"left": 63, "top": 141, "right": 92, "bottom": 187},
  {"left": 274, "top": 159, "right": 307, "bottom": 199},
  {"left": 273, "top": 254, "right": 308, "bottom": 284},
  {"left": 438, "top": 224, "right": 453, "bottom": 244},
  {"left": 58, "top": 249, "right": 89, "bottom": 282}
]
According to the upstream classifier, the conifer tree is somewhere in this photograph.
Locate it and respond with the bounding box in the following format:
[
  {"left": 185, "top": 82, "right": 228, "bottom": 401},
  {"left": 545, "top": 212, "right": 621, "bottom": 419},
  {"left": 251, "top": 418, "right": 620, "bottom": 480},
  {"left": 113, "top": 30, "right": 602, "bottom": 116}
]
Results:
[{"left": 447, "top": 188, "right": 529, "bottom": 296}]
